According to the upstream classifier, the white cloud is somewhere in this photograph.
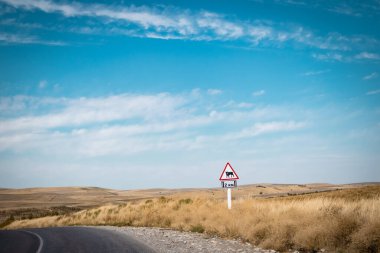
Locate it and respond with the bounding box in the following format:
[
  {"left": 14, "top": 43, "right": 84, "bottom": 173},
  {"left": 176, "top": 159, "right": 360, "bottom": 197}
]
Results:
[
  {"left": 252, "top": 90, "right": 265, "bottom": 97},
  {"left": 0, "top": 92, "right": 308, "bottom": 156},
  {"left": 328, "top": 5, "right": 361, "bottom": 17},
  {"left": 207, "top": 89, "right": 222, "bottom": 95},
  {"left": 363, "top": 72, "right": 378, "bottom": 80},
  {"left": 0, "top": 95, "right": 29, "bottom": 112},
  {"left": 0, "top": 0, "right": 244, "bottom": 40},
  {"left": 53, "top": 83, "right": 60, "bottom": 91},
  {"left": 237, "top": 102, "right": 254, "bottom": 108},
  {"left": 1, "top": 0, "right": 378, "bottom": 52},
  {"left": 38, "top": 80, "right": 47, "bottom": 89},
  {"left": 301, "top": 69, "right": 330, "bottom": 76},
  {"left": 0, "top": 32, "right": 66, "bottom": 45},
  {"left": 223, "top": 100, "right": 254, "bottom": 109},
  {"left": 0, "top": 93, "right": 186, "bottom": 134},
  {"left": 325, "top": 2, "right": 380, "bottom": 18},
  {"left": 264, "top": 0, "right": 380, "bottom": 19},
  {"left": 196, "top": 12, "right": 244, "bottom": 39},
  {"left": 247, "top": 26, "right": 272, "bottom": 43},
  {"left": 312, "top": 53, "right": 344, "bottom": 61},
  {"left": 3, "top": 91, "right": 377, "bottom": 187},
  {"left": 186, "top": 120, "right": 306, "bottom": 150},
  {"left": 190, "top": 88, "right": 201, "bottom": 97},
  {"left": 355, "top": 52, "right": 380, "bottom": 60},
  {"left": 223, "top": 121, "right": 306, "bottom": 140},
  {"left": 312, "top": 51, "right": 380, "bottom": 62},
  {"left": 366, "top": 89, "right": 380, "bottom": 95},
  {"left": 2, "top": 117, "right": 213, "bottom": 156}
]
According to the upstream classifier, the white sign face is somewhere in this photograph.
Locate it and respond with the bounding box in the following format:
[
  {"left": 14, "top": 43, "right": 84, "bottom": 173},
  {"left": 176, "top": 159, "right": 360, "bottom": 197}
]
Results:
[
  {"left": 221, "top": 180, "right": 237, "bottom": 188},
  {"left": 219, "top": 162, "right": 239, "bottom": 181}
]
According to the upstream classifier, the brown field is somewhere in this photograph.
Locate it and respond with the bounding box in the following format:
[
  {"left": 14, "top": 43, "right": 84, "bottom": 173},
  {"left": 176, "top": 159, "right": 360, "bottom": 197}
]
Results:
[
  {"left": 0, "top": 186, "right": 195, "bottom": 225},
  {"left": 2, "top": 183, "right": 380, "bottom": 252},
  {"left": 0, "top": 183, "right": 354, "bottom": 225}
]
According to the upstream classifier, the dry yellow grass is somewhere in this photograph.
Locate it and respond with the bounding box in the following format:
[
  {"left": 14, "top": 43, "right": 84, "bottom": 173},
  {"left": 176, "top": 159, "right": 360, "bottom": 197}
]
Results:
[
  {"left": 6, "top": 185, "right": 380, "bottom": 252},
  {"left": 0, "top": 183, "right": 347, "bottom": 225}
]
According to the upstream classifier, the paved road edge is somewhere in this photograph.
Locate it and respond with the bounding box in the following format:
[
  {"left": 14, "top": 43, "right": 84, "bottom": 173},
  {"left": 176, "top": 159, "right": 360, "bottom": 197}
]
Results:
[{"left": 22, "top": 230, "right": 44, "bottom": 253}]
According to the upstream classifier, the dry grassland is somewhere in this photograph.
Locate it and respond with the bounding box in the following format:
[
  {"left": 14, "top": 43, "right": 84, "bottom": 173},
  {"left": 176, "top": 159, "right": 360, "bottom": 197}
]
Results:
[
  {"left": 0, "top": 183, "right": 346, "bottom": 225},
  {"left": 0, "top": 186, "right": 189, "bottom": 224},
  {"left": 6, "top": 185, "right": 380, "bottom": 252}
]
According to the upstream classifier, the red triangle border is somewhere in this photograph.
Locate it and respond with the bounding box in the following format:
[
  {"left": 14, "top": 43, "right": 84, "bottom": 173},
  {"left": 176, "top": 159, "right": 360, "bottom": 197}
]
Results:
[{"left": 219, "top": 162, "right": 239, "bottom": 181}]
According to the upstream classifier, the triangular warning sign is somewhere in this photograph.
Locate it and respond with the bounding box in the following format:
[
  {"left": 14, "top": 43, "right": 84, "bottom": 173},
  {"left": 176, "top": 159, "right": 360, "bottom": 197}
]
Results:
[{"left": 219, "top": 162, "right": 239, "bottom": 181}]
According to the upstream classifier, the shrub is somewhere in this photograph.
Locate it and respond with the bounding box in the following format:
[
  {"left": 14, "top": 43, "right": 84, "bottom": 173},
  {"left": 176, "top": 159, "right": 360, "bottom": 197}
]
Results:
[
  {"left": 0, "top": 215, "right": 15, "bottom": 228},
  {"left": 190, "top": 224, "right": 205, "bottom": 233},
  {"left": 179, "top": 198, "right": 193, "bottom": 205}
]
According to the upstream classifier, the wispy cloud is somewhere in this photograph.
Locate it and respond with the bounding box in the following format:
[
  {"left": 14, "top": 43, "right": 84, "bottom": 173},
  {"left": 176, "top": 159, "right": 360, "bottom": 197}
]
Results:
[
  {"left": 328, "top": 4, "right": 362, "bottom": 17},
  {"left": 0, "top": 0, "right": 247, "bottom": 41},
  {"left": 312, "top": 51, "right": 380, "bottom": 62},
  {"left": 222, "top": 121, "right": 306, "bottom": 140},
  {"left": 185, "top": 120, "right": 306, "bottom": 150},
  {"left": 312, "top": 53, "right": 344, "bottom": 62},
  {"left": 252, "top": 90, "right": 266, "bottom": 97},
  {"left": 0, "top": 92, "right": 307, "bottom": 156},
  {"left": 327, "top": 2, "right": 380, "bottom": 17},
  {"left": 262, "top": 0, "right": 380, "bottom": 18},
  {"left": 223, "top": 100, "right": 254, "bottom": 109},
  {"left": 366, "top": 89, "right": 380, "bottom": 95},
  {"left": 237, "top": 102, "right": 254, "bottom": 108},
  {"left": 0, "top": 93, "right": 186, "bottom": 133},
  {"left": 0, "top": 32, "right": 65, "bottom": 45},
  {"left": 38, "top": 80, "right": 47, "bottom": 89},
  {"left": 207, "top": 89, "right": 222, "bottom": 95},
  {"left": 1, "top": 0, "right": 378, "bottom": 53},
  {"left": 363, "top": 72, "right": 378, "bottom": 80},
  {"left": 301, "top": 69, "right": 330, "bottom": 76},
  {"left": 355, "top": 52, "right": 380, "bottom": 60}
]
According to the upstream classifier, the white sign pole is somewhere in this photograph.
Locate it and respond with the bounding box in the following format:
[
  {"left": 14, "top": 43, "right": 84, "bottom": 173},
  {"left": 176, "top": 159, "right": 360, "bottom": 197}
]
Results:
[{"left": 227, "top": 188, "right": 232, "bottom": 209}]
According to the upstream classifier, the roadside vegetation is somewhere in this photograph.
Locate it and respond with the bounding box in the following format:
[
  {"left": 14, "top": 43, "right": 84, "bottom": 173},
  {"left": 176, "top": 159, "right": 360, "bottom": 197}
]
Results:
[
  {"left": 5, "top": 185, "right": 380, "bottom": 252},
  {"left": 0, "top": 206, "right": 82, "bottom": 228}
]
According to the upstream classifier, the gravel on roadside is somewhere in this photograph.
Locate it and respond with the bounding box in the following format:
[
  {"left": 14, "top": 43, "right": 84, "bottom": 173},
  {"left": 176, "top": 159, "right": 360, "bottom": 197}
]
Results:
[{"left": 99, "top": 226, "right": 279, "bottom": 253}]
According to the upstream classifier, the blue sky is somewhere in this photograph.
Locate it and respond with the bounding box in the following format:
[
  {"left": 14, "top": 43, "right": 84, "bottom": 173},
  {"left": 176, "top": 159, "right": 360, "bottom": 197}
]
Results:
[{"left": 0, "top": 0, "right": 379, "bottom": 189}]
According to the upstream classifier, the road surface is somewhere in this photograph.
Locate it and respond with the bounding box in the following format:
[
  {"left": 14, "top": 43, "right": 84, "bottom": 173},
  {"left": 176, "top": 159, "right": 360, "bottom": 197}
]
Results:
[{"left": 0, "top": 226, "right": 156, "bottom": 253}]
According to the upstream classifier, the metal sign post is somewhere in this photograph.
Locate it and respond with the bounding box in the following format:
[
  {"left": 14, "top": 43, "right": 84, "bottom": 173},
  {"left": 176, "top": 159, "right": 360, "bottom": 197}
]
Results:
[{"left": 219, "top": 162, "right": 239, "bottom": 210}]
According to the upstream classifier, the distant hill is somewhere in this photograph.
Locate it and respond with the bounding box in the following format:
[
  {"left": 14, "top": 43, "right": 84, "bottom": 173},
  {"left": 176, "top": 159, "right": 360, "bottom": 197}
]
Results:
[{"left": 1, "top": 182, "right": 377, "bottom": 210}]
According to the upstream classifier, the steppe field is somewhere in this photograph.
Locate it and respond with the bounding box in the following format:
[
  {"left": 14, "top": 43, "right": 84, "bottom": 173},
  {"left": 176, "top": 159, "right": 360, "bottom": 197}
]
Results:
[{"left": 1, "top": 183, "right": 379, "bottom": 252}]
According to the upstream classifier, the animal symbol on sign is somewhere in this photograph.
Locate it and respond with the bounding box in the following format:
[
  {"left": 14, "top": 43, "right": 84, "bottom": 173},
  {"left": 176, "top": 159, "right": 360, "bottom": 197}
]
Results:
[{"left": 226, "top": 171, "right": 234, "bottom": 178}]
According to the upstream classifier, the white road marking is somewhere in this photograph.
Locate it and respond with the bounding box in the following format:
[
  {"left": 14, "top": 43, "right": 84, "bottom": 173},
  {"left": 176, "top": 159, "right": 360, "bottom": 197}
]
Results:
[{"left": 23, "top": 230, "right": 44, "bottom": 253}]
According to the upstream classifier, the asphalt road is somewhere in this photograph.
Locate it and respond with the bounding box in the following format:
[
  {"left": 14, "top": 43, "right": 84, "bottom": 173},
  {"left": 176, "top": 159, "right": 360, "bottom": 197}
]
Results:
[{"left": 0, "top": 227, "right": 156, "bottom": 253}]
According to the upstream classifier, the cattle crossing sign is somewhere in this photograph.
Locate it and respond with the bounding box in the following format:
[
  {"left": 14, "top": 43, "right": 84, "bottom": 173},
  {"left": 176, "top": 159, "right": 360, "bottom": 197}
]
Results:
[
  {"left": 219, "top": 162, "right": 239, "bottom": 181},
  {"left": 219, "top": 162, "right": 239, "bottom": 209}
]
